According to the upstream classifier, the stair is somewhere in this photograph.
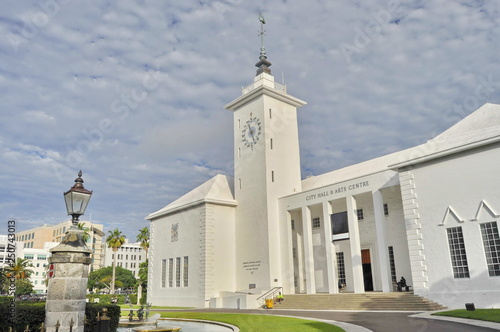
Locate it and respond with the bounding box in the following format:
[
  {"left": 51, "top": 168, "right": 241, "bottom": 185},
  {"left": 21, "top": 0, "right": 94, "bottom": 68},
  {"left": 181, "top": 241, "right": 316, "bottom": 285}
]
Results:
[{"left": 273, "top": 292, "right": 446, "bottom": 311}]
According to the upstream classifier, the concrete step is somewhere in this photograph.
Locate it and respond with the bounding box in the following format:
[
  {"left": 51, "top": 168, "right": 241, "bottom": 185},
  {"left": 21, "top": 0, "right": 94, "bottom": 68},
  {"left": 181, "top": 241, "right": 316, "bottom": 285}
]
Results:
[{"left": 272, "top": 292, "right": 446, "bottom": 311}]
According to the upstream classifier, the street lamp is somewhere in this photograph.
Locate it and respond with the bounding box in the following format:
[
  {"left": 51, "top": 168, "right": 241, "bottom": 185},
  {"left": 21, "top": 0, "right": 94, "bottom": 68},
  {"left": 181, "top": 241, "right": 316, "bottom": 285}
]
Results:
[{"left": 64, "top": 170, "right": 93, "bottom": 227}]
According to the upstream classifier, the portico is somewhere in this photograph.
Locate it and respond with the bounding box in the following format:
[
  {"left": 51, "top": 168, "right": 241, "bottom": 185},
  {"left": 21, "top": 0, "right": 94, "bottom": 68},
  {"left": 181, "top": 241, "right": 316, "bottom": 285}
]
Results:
[{"left": 280, "top": 170, "right": 408, "bottom": 296}]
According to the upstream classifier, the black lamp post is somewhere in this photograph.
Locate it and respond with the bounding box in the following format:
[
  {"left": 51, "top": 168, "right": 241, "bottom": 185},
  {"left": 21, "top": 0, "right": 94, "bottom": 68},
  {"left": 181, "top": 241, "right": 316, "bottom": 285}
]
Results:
[{"left": 64, "top": 170, "right": 93, "bottom": 227}]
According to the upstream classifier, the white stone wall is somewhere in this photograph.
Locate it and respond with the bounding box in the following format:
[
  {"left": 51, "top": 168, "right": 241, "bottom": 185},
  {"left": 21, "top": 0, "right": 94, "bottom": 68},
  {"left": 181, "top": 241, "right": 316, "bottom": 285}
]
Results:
[
  {"left": 148, "top": 202, "right": 236, "bottom": 307},
  {"left": 405, "top": 142, "right": 500, "bottom": 309}
]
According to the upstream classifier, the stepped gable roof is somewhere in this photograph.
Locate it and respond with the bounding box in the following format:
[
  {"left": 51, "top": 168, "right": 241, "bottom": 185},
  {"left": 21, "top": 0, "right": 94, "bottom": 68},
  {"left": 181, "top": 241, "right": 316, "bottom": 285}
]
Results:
[{"left": 146, "top": 174, "right": 236, "bottom": 220}]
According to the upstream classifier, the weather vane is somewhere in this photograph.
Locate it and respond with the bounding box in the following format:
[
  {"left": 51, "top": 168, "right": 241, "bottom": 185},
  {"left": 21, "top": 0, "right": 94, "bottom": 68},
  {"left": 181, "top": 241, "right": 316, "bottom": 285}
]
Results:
[{"left": 258, "top": 13, "right": 267, "bottom": 60}]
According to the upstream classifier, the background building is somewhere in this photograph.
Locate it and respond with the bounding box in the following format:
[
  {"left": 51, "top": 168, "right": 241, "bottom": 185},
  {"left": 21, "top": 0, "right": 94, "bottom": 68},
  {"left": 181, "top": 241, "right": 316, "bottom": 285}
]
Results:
[
  {"left": 15, "top": 221, "right": 105, "bottom": 272},
  {"left": 103, "top": 239, "right": 147, "bottom": 279},
  {"left": 0, "top": 235, "right": 22, "bottom": 269}
]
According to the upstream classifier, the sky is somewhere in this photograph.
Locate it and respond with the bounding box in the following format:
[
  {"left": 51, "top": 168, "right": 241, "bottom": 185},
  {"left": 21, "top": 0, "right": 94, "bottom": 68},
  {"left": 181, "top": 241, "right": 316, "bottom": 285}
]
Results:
[{"left": 1, "top": 0, "right": 500, "bottom": 241}]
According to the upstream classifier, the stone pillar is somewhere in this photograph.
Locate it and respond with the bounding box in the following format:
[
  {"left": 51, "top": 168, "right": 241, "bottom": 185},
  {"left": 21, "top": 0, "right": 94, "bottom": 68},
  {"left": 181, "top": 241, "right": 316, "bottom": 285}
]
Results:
[
  {"left": 137, "top": 283, "right": 143, "bottom": 305},
  {"left": 45, "top": 228, "right": 92, "bottom": 332}
]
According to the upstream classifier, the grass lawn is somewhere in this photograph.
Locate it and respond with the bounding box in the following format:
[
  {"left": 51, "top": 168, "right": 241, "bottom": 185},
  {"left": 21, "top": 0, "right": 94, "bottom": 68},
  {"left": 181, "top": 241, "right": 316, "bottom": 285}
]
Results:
[
  {"left": 158, "top": 311, "right": 344, "bottom": 332},
  {"left": 433, "top": 309, "right": 500, "bottom": 323}
]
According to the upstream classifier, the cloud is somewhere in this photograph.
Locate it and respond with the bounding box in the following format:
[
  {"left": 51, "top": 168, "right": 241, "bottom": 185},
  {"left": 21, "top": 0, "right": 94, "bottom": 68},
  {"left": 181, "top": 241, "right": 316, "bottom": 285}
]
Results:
[{"left": 1, "top": 0, "right": 500, "bottom": 239}]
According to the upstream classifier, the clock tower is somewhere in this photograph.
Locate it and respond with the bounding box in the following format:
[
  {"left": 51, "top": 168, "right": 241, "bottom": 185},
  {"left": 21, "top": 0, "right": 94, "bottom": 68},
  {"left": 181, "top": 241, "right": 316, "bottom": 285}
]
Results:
[{"left": 225, "top": 16, "right": 306, "bottom": 292}]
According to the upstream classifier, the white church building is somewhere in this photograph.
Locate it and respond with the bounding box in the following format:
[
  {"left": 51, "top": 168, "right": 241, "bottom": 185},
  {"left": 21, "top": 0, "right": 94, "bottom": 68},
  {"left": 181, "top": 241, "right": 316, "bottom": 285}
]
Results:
[{"left": 146, "top": 47, "right": 500, "bottom": 310}]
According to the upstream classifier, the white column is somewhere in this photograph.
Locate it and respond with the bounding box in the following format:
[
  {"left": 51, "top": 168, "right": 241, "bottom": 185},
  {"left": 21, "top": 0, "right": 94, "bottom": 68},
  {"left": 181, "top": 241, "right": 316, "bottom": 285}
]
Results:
[
  {"left": 296, "top": 232, "right": 305, "bottom": 293},
  {"left": 373, "top": 190, "right": 392, "bottom": 292},
  {"left": 285, "top": 211, "right": 295, "bottom": 293},
  {"left": 322, "top": 201, "right": 337, "bottom": 293},
  {"left": 346, "top": 195, "right": 364, "bottom": 293},
  {"left": 301, "top": 205, "right": 316, "bottom": 294}
]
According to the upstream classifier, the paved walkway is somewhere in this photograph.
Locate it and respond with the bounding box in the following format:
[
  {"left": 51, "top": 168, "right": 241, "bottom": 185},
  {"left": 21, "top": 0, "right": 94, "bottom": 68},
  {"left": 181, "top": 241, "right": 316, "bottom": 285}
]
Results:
[{"left": 167, "top": 308, "right": 500, "bottom": 332}]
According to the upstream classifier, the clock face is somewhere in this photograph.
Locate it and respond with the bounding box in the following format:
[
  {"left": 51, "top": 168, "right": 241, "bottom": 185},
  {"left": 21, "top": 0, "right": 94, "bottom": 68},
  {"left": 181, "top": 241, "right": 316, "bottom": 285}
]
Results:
[{"left": 241, "top": 115, "right": 262, "bottom": 150}]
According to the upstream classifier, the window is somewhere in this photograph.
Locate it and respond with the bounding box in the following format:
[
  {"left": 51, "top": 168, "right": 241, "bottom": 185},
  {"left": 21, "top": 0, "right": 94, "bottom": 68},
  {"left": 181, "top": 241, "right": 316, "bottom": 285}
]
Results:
[
  {"left": 312, "top": 217, "right": 321, "bottom": 229},
  {"left": 271, "top": 171, "right": 275, "bottom": 182},
  {"left": 24, "top": 254, "right": 34, "bottom": 260},
  {"left": 292, "top": 247, "right": 297, "bottom": 259},
  {"left": 331, "top": 212, "right": 349, "bottom": 241},
  {"left": 388, "top": 246, "right": 397, "bottom": 283},
  {"left": 168, "top": 258, "right": 173, "bottom": 287},
  {"left": 38, "top": 255, "right": 47, "bottom": 260},
  {"left": 480, "top": 222, "right": 500, "bottom": 277},
  {"left": 176, "top": 257, "right": 181, "bottom": 287},
  {"left": 291, "top": 220, "right": 295, "bottom": 230},
  {"left": 336, "top": 252, "right": 346, "bottom": 285},
  {"left": 161, "top": 259, "right": 166, "bottom": 288},
  {"left": 270, "top": 138, "right": 273, "bottom": 150},
  {"left": 384, "top": 203, "right": 389, "bottom": 216},
  {"left": 357, "top": 209, "right": 364, "bottom": 221},
  {"left": 447, "top": 227, "right": 470, "bottom": 278},
  {"left": 183, "top": 256, "right": 189, "bottom": 287},
  {"left": 269, "top": 108, "right": 272, "bottom": 118}
]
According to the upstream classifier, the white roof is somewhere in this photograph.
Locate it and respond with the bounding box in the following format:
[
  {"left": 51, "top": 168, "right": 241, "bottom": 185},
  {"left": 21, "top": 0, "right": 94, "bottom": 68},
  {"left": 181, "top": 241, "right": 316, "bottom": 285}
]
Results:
[
  {"left": 147, "top": 174, "right": 236, "bottom": 220},
  {"left": 302, "top": 103, "right": 500, "bottom": 189}
]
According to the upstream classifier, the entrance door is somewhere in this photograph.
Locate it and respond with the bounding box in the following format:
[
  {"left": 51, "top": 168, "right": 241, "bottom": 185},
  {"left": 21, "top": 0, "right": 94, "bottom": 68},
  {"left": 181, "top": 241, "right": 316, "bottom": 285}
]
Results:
[{"left": 361, "top": 249, "right": 374, "bottom": 291}]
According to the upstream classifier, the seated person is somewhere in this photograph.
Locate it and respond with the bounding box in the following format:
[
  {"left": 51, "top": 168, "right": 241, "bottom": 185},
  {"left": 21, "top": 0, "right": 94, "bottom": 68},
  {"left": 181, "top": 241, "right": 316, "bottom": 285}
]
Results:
[{"left": 397, "top": 276, "right": 407, "bottom": 291}]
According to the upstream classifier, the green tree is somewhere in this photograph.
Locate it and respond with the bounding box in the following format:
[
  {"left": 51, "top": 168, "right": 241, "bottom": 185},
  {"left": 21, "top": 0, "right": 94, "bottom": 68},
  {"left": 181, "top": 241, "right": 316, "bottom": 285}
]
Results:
[
  {"left": 88, "top": 266, "right": 136, "bottom": 292},
  {"left": 136, "top": 227, "right": 149, "bottom": 259},
  {"left": 15, "top": 278, "right": 34, "bottom": 296},
  {"left": 106, "top": 228, "right": 126, "bottom": 294},
  {"left": 77, "top": 222, "right": 91, "bottom": 243},
  {"left": 4, "top": 258, "right": 35, "bottom": 296},
  {"left": 0, "top": 267, "right": 7, "bottom": 294},
  {"left": 137, "top": 260, "right": 148, "bottom": 301},
  {"left": 6, "top": 258, "right": 34, "bottom": 280}
]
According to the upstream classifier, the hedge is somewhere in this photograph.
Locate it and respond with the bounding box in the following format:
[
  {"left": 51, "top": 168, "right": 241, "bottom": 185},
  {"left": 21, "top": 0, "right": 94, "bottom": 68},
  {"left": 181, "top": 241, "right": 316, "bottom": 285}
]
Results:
[{"left": 0, "top": 298, "right": 121, "bottom": 332}]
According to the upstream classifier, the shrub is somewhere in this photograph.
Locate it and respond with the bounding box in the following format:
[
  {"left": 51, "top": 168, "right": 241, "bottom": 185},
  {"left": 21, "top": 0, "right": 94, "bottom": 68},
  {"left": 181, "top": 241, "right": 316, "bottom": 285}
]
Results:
[
  {"left": 0, "top": 300, "right": 120, "bottom": 332},
  {"left": 85, "top": 303, "right": 121, "bottom": 332},
  {"left": 0, "top": 301, "right": 45, "bottom": 332}
]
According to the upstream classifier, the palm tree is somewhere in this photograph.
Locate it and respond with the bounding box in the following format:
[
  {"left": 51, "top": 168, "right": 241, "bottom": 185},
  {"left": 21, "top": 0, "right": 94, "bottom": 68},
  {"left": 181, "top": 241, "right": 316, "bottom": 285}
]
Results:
[
  {"left": 136, "top": 227, "right": 149, "bottom": 259},
  {"left": 77, "top": 222, "right": 91, "bottom": 243},
  {"left": 6, "top": 258, "right": 34, "bottom": 280},
  {"left": 5, "top": 258, "right": 33, "bottom": 295},
  {"left": 106, "top": 228, "right": 126, "bottom": 294}
]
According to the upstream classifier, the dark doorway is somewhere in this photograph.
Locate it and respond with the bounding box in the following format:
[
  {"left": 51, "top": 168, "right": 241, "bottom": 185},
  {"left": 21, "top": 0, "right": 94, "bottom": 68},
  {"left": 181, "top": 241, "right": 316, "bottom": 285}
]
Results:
[{"left": 361, "top": 249, "right": 374, "bottom": 291}]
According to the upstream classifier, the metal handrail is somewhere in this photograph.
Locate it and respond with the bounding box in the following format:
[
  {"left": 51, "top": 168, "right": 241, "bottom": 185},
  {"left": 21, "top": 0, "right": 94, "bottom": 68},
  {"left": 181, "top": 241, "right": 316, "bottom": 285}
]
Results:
[{"left": 256, "top": 286, "right": 283, "bottom": 301}]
